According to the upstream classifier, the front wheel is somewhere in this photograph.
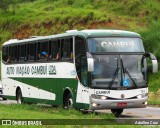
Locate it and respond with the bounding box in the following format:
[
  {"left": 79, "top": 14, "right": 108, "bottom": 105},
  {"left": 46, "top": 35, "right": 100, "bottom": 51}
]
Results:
[
  {"left": 111, "top": 109, "right": 123, "bottom": 117},
  {"left": 64, "top": 93, "right": 73, "bottom": 109},
  {"left": 2, "top": 97, "right": 7, "bottom": 100},
  {"left": 16, "top": 89, "right": 23, "bottom": 104}
]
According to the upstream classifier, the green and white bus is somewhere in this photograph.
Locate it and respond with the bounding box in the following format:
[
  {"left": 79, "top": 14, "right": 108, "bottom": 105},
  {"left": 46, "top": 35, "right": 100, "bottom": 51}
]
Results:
[{"left": 1, "top": 30, "right": 158, "bottom": 116}]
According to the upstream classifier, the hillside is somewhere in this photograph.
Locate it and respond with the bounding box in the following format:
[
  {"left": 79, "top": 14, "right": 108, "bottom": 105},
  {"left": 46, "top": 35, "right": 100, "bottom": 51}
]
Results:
[
  {"left": 0, "top": 0, "right": 160, "bottom": 104},
  {"left": 0, "top": 0, "right": 159, "bottom": 41}
]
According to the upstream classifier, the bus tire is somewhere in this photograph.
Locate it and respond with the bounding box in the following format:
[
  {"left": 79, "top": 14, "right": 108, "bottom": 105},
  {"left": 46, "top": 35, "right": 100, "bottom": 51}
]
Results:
[
  {"left": 16, "top": 89, "right": 23, "bottom": 104},
  {"left": 111, "top": 109, "right": 123, "bottom": 117},
  {"left": 64, "top": 93, "right": 73, "bottom": 109},
  {"left": 2, "top": 97, "right": 7, "bottom": 100}
]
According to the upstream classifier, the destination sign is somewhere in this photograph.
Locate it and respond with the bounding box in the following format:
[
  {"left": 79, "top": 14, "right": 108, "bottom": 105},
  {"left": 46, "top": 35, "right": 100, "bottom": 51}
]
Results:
[
  {"left": 101, "top": 41, "right": 135, "bottom": 48},
  {"left": 88, "top": 37, "right": 144, "bottom": 53}
]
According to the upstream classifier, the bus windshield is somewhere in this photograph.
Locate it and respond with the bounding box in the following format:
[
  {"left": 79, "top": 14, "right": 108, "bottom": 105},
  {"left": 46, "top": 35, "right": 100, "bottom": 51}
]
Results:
[
  {"left": 87, "top": 37, "right": 145, "bottom": 53},
  {"left": 91, "top": 55, "right": 146, "bottom": 89}
]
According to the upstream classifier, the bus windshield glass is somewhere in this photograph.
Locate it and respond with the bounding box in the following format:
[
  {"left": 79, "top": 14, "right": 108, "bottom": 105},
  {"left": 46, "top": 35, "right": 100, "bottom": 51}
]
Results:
[
  {"left": 91, "top": 55, "right": 146, "bottom": 89},
  {"left": 87, "top": 37, "right": 145, "bottom": 53}
]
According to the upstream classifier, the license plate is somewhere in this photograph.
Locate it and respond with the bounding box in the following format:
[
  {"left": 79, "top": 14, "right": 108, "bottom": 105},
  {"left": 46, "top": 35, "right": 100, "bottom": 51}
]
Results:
[{"left": 117, "top": 102, "right": 127, "bottom": 107}]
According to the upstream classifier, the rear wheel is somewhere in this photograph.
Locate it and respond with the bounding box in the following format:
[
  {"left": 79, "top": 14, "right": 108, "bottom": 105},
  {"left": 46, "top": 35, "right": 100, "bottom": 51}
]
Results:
[
  {"left": 64, "top": 93, "right": 73, "bottom": 109},
  {"left": 111, "top": 109, "right": 123, "bottom": 117},
  {"left": 16, "top": 89, "right": 23, "bottom": 104}
]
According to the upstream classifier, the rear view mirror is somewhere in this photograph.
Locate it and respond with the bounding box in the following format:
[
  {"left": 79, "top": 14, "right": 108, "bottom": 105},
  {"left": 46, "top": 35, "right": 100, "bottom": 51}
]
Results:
[
  {"left": 86, "top": 52, "right": 94, "bottom": 72},
  {"left": 151, "top": 60, "right": 158, "bottom": 73},
  {"left": 144, "top": 53, "right": 158, "bottom": 73},
  {"left": 87, "top": 58, "right": 94, "bottom": 72}
]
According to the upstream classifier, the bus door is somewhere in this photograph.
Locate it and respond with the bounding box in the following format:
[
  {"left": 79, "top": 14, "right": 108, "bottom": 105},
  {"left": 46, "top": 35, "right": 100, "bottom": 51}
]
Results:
[
  {"left": 80, "top": 56, "right": 90, "bottom": 108},
  {"left": 81, "top": 57, "right": 88, "bottom": 87}
]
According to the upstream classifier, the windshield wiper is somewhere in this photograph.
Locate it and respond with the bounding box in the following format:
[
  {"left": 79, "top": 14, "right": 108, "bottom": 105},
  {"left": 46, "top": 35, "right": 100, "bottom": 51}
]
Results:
[
  {"left": 109, "top": 68, "right": 119, "bottom": 88},
  {"left": 109, "top": 58, "right": 119, "bottom": 88},
  {"left": 108, "top": 58, "right": 138, "bottom": 88},
  {"left": 120, "top": 58, "right": 137, "bottom": 88}
]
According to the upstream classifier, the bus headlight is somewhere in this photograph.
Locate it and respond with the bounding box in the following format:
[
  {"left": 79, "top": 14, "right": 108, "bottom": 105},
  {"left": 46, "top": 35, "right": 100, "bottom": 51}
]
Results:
[
  {"left": 91, "top": 94, "right": 108, "bottom": 100},
  {"left": 92, "top": 103, "right": 97, "bottom": 107},
  {"left": 100, "top": 96, "right": 107, "bottom": 100},
  {"left": 137, "top": 93, "right": 148, "bottom": 99}
]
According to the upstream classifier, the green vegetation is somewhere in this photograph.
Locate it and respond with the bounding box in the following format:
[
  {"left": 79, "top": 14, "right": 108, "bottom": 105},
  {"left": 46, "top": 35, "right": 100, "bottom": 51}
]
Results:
[
  {"left": 0, "top": 0, "right": 160, "bottom": 43},
  {"left": 148, "top": 72, "right": 160, "bottom": 105},
  {"left": 139, "top": 22, "right": 160, "bottom": 104},
  {"left": 0, "top": 104, "right": 116, "bottom": 127},
  {"left": 0, "top": 104, "right": 113, "bottom": 119},
  {"left": 0, "top": 0, "right": 160, "bottom": 104},
  {"left": 140, "top": 21, "right": 160, "bottom": 63},
  {"left": 0, "top": 104, "right": 156, "bottom": 128}
]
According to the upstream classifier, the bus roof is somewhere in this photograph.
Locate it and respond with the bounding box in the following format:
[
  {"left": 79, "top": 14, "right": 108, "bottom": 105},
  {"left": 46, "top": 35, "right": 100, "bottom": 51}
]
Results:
[{"left": 3, "top": 29, "right": 141, "bottom": 46}]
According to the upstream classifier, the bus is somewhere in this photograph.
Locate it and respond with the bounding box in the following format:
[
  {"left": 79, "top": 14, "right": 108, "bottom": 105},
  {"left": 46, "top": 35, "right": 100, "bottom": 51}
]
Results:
[{"left": 1, "top": 30, "right": 158, "bottom": 116}]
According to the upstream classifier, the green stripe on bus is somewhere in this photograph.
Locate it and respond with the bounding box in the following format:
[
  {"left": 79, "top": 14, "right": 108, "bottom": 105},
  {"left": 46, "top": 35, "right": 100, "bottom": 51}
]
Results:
[
  {"left": 3, "top": 95, "right": 90, "bottom": 109},
  {"left": 10, "top": 77, "right": 78, "bottom": 106},
  {"left": 7, "top": 78, "right": 90, "bottom": 109}
]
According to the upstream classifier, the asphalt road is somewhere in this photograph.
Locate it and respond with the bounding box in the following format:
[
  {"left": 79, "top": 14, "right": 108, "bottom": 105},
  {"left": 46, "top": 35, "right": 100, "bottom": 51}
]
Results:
[
  {"left": 122, "top": 107, "right": 160, "bottom": 119},
  {"left": 0, "top": 98, "right": 160, "bottom": 119},
  {"left": 97, "top": 107, "right": 160, "bottom": 119}
]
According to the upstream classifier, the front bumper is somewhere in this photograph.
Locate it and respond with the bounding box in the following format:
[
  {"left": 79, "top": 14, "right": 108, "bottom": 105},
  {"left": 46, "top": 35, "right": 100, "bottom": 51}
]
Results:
[{"left": 90, "top": 97, "right": 147, "bottom": 110}]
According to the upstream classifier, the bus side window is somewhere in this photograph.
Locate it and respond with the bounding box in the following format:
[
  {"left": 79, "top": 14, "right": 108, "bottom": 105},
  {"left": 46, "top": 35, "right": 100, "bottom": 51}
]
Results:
[
  {"left": 28, "top": 43, "right": 36, "bottom": 61},
  {"left": 38, "top": 41, "right": 49, "bottom": 61},
  {"left": 9, "top": 45, "right": 17, "bottom": 63},
  {"left": 62, "top": 38, "right": 73, "bottom": 60},
  {"left": 16, "top": 45, "right": 19, "bottom": 62},
  {"left": 2, "top": 46, "right": 9, "bottom": 63},
  {"left": 51, "top": 40, "right": 60, "bottom": 60},
  {"left": 19, "top": 44, "right": 26, "bottom": 62}
]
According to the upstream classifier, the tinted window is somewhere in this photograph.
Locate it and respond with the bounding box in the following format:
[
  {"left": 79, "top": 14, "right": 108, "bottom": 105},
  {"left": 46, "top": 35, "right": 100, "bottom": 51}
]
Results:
[
  {"left": 75, "top": 36, "right": 86, "bottom": 83},
  {"left": 51, "top": 40, "right": 60, "bottom": 60},
  {"left": 37, "top": 41, "right": 49, "bottom": 61},
  {"left": 2, "top": 46, "right": 9, "bottom": 62},
  {"left": 62, "top": 38, "right": 73, "bottom": 59},
  {"left": 19, "top": 45, "right": 26, "bottom": 61},
  {"left": 41, "top": 41, "right": 48, "bottom": 53},
  {"left": 75, "top": 36, "right": 86, "bottom": 58},
  {"left": 9, "top": 45, "right": 17, "bottom": 62},
  {"left": 28, "top": 43, "right": 36, "bottom": 61}
]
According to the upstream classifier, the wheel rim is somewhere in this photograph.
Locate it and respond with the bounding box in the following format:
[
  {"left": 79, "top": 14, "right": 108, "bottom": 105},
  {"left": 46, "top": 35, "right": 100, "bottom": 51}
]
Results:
[
  {"left": 17, "top": 95, "right": 22, "bottom": 104},
  {"left": 67, "top": 98, "right": 73, "bottom": 108},
  {"left": 17, "top": 91, "right": 22, "bottom": 104}
]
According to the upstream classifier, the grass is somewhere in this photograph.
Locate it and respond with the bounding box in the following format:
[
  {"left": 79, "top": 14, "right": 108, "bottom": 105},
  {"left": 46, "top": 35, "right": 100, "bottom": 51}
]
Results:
[
  {"left": 0, "top": 103, "right": 113, "bottom": 127},
  {"left": 0, "top": 104, "right": 157, "bottom": 128},
  {"left": 148, "top": 72, "right": 160, "bottom": 105},
  {"left": 0, "top": 104, "right": 117, "bottom": 127},
  {"left": 0, "top": 0, "right": 160, "bottom": 44}
]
